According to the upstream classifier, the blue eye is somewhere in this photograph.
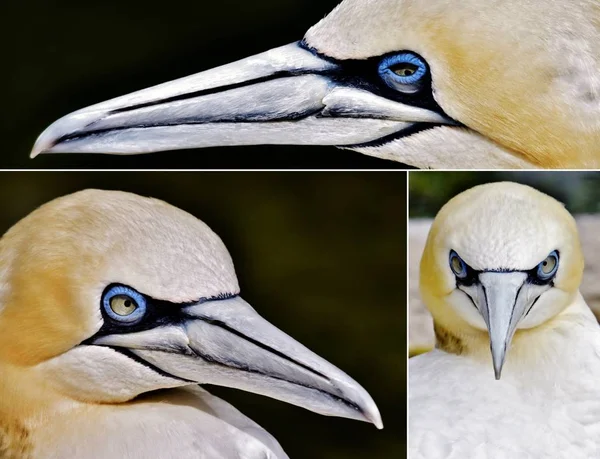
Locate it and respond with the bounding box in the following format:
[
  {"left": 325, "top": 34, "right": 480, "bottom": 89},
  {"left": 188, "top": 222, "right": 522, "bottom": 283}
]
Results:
[
  {"left": 449, "top": 250, "right": 468, "bottom": 279},
  {"left": 378, "top": 52, "right": 428, "bottom": 93},
  {"left": 537, "top": 251, "right": 559, "bottom": 281},
  {"left": 102, "top": 285, "right": 147, "bottom": 324}
]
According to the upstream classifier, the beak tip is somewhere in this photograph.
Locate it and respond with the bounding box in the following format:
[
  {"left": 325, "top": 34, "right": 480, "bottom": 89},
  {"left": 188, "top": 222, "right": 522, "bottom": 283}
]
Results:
[
  {"left": 492, "top": 360, "right": 503, "bottom": 381},
  {"left": 335, "top": 377, "right": 383, "bottom": 429},
  {"left": 358, "top": 394, "right": 383, "bottom": 429},
  {"left": 361, "top": 410, "right": 383, "bottom": 429},
  {"left": 32, "top": 110, "right": 95, "bottom": 158},
  {"left": 372, "top": 416, "right": 384, "bottom": 430},
  {"left": 492, "top": 357, "right": 504, "bottom": 380},
  {"left": 491, "top": 346, "right": 508, "bottom": 381},
  {"left": 30, "top": 144, "right": 45, "bottom": 159},
  {"left": 31, "top": 124, "right": 61, "bottom": 158}
]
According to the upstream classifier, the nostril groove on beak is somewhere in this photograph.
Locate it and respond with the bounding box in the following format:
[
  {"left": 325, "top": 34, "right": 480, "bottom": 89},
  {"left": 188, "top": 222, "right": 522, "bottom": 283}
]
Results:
[
  {"left": 194, "top": 316, "right": 331, "bottom": 381},
  {"left": 185, "top": 339, "right": 366, "bottom": 417},
  {"left": 109, "top": 70, "right": 329, "bottom": 116}
]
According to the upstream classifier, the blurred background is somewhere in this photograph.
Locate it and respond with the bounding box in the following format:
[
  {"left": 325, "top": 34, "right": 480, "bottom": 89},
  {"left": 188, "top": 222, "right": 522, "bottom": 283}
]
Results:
[
  {"left": 409, "top": 171, "right": 600, "bottom": 354},
  {"left": 0, "top": 172, "right": 406, "bottom": 457},
  {"left": 2, "top": 0, "right": 407, "bottom": 169}
]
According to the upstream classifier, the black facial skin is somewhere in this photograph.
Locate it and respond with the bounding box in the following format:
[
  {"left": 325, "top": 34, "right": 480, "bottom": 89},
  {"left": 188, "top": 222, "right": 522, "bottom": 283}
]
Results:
[
  {"left": 450, "top": 251, "right": 558, "bottom": 319},
  {"left": 300, "top": 42, "right": 462, "bottom": 148},
  {"left": 82, "top": 283, "right": 237, "bottom": 340},
  {"left": 450, "top": 251, "right": 559, "bottom": 288},
  {"left": 299, "top": 42, "right": 443, "bottom": 113}
]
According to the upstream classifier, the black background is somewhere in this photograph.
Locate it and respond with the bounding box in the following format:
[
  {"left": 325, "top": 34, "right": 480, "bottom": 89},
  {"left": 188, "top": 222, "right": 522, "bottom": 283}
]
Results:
[
  {"left": 0, "top": 172, "right": 407, "bottom": 457},
  {"left": 3, "top": 0, "right": 408, "bottom": 169}
]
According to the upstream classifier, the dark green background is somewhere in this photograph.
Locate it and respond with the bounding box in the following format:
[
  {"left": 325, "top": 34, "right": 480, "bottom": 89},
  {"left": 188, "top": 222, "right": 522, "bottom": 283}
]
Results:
[
  {"left": 0, "top": 172, "right": 406, "bottom": 458},
  {"left": 410, "top": 172, "right": 600, "bottom": 217},
  {"left": 3, "top": 0, "right": 406, "bottom": 169}
]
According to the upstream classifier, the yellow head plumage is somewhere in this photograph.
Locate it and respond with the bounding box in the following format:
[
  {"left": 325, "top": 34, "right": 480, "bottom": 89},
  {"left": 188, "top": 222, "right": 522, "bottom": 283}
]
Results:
[
  {"left": 419, "top": 182, "right": 584, "bottom": 377},
  {"left": 307, "top": 0, "right": 600, "bottom": 167},
  {"left": 0, "top": 189, "right": 237, "bottom": 367}
]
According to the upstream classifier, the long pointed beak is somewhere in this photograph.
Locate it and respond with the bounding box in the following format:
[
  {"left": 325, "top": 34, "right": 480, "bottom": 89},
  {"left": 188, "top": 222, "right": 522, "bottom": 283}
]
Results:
[
  {"left": 31, "top": 42, "right": 452, "bottom": 157},
  {"left": 92, "top": 296, "right": 383, "bottom": 429},
  {"left": 466, "top": 272, "right": 532, "bottom": 380}
]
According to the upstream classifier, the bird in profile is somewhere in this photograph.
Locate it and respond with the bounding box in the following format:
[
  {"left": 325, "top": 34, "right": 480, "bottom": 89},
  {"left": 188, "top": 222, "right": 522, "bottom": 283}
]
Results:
[
  {"left": 410, "top": 182, "right": 600, "bottom": 457},
  {"left": 32, "top": 0, "right": 600, "bottom": 169},
  {"left": 0, "top": 190, "right": 381, "bottom": 459}
]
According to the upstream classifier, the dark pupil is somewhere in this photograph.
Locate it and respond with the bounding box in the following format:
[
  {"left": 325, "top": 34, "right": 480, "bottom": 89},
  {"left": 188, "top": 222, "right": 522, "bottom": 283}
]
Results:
[
  {"left": 124, "top": 299, "right": 132, "bottom": 307},
  {"left": 392, "top": 63, "right": 418, "bottom": 77},
  {"left": 452, "top": 258, "right": 461, "bottom": 272}
]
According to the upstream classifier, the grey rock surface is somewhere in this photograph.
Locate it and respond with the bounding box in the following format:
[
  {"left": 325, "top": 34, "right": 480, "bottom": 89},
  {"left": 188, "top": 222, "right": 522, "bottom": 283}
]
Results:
[{"left": 409, "top": 216, "right": 600, "bottom": 351}]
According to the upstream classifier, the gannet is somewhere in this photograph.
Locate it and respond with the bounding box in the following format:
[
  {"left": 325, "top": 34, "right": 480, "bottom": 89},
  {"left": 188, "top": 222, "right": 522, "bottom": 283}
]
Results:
[
  {"left": 31, "top": 0, "right": 600, "bottom": 169},
  {"left": 0, "top": 190, "right": 382, "bottom": 459},
  {"left": 409, "top": 182, "right": 600, "bottom": 458}
]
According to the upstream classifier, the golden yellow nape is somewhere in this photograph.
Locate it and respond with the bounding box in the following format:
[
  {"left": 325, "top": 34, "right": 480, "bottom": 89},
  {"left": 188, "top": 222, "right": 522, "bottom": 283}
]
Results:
[
  {"left": 410, "top": 182, "right": 600, "bottom": 458},
  {"left": 0, "top": 190, "right": 381, "bottom": 459},
  {"left": 306, "top": 0, "right": 600, "bottom": 168}
]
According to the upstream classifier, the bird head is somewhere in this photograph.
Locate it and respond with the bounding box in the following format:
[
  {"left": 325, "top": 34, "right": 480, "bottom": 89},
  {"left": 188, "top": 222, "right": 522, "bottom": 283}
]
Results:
[
  {"left": 0, "top": 190, "right": 382, "bottom": 428},
  {"left": 420, "top": 182, "right": 584, "bottom": 379},
  {"left": 32, "top": 0, "right": 600, "bottom": 168}
]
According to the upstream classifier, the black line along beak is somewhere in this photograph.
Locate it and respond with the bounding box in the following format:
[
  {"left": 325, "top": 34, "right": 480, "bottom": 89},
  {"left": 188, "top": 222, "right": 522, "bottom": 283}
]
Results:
[
  {"left": 90, "top": 296, "right": 383, "bottom": 428},
  {"left": 32, "top": 41, "right": 454, "bottom": 157},
  {"left": 460, "top": 272, "right": 549, "bottom": 380}
]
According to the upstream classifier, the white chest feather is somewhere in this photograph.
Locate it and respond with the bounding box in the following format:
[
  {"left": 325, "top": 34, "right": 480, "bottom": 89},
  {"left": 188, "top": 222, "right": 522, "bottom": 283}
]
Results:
[
  {"left": 30, "top": 386, "right": 288, "bottom": 459},
  {"left": 409, "top": 303, "right": 600, "bottom": 458}
]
